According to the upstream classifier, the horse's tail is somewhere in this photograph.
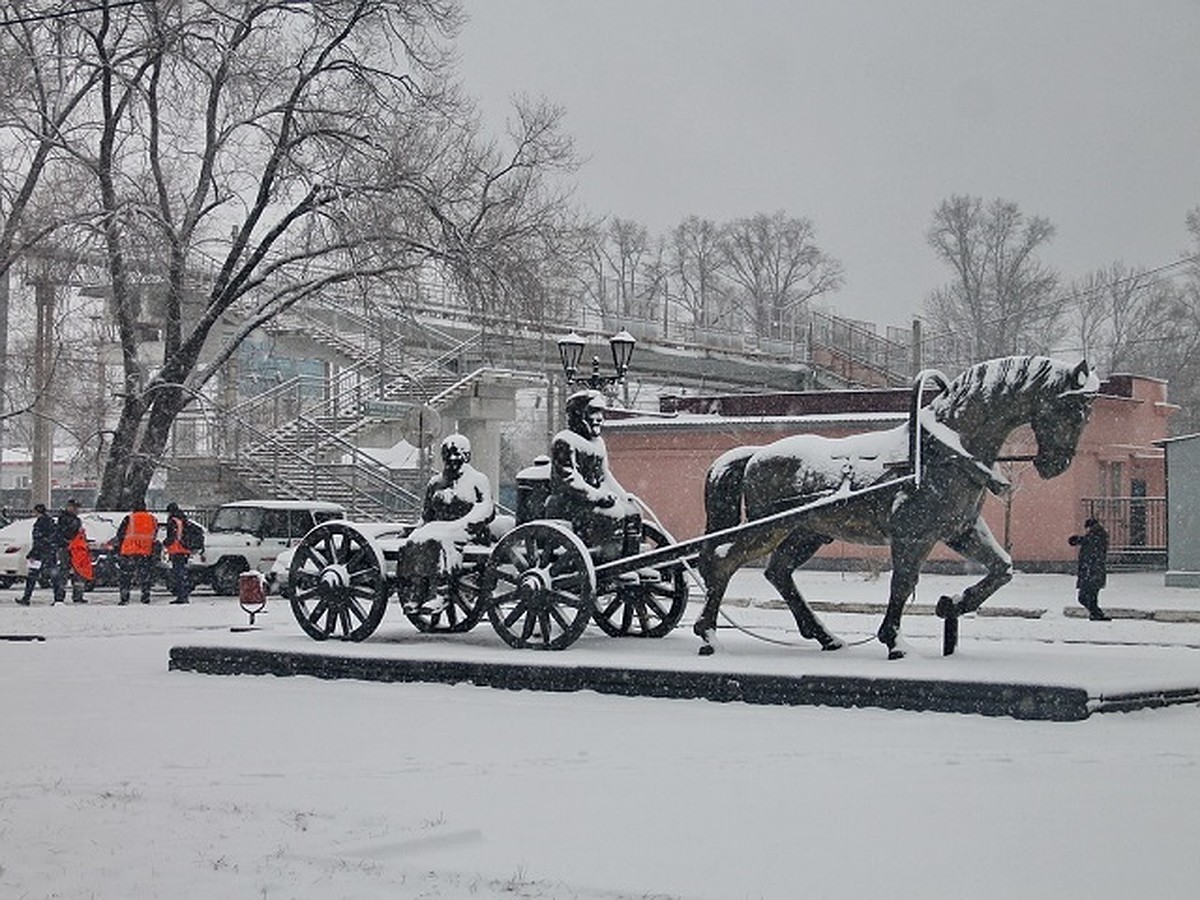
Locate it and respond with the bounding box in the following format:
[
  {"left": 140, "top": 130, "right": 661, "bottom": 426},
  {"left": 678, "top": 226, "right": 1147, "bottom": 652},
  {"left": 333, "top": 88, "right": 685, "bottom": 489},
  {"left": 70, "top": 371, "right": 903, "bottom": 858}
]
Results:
[{"left": 704, "top": 446, "right": 758, "bottom": 534}]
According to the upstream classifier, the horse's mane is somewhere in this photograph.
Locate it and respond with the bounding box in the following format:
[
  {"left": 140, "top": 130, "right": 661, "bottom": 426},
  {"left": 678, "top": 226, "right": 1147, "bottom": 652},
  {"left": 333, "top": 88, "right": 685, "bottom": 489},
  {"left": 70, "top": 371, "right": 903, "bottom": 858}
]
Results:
[{"left": 930, "top": 355, "right": 1077, "bottom": 416}]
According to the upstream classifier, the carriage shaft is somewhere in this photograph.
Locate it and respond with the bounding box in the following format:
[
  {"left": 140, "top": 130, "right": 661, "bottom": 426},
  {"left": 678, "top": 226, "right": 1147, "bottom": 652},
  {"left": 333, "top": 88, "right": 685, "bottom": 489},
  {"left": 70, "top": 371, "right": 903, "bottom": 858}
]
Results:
[{"left": 594, "top": 474, "right": 916, "bottom": 581}]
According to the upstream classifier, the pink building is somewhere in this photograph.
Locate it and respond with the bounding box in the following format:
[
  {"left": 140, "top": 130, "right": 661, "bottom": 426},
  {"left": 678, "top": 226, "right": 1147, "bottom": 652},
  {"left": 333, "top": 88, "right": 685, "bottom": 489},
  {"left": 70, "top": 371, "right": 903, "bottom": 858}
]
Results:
[{"left": 605, "top": 374, "right": 1174, "bottom": 571}]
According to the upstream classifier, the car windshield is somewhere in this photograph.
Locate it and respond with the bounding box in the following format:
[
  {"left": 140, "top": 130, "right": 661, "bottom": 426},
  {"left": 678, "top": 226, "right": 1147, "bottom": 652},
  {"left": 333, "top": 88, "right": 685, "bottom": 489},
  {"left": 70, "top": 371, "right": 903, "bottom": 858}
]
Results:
[{"left": 209, "top": 507, "right": 264, "bottom": 534}]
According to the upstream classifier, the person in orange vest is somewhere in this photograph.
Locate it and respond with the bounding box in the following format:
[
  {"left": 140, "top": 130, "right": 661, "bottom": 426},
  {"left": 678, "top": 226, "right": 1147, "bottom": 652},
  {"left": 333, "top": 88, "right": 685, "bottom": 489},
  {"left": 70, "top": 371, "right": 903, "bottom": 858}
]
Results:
[
  {"left": 116, "top": 501, "right": 159, "bottom": 605},
  {"left": 163, "top": 502, "right": 193, "bottom": 605},
  {"left": 55, "top": 498, "right": 92, "bottom": 604}
]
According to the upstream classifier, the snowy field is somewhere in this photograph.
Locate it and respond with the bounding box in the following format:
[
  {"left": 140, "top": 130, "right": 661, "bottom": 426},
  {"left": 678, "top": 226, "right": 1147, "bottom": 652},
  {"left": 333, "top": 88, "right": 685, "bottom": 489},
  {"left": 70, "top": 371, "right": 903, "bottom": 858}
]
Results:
[{"left": 3, "top": 570, "right": 1200, "bottom": 899}]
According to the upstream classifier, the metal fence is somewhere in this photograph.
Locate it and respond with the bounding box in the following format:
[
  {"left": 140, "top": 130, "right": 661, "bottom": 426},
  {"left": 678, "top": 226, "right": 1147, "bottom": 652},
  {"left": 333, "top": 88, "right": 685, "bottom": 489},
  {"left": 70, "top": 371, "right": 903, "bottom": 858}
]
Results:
[{"left": 1082, "top": 496, "right": 1167, "bottom": 566}]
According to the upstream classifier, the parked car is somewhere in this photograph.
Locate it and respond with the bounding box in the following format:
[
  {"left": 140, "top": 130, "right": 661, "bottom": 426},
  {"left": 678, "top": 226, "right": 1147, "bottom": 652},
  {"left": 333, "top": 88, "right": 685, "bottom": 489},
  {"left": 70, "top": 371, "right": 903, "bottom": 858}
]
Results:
[
  {"left": 190, "top": 500, "right": 347, "bottom": 595},
  {"left": 266, "top": 520, "right": 414, "bottom": 598}
]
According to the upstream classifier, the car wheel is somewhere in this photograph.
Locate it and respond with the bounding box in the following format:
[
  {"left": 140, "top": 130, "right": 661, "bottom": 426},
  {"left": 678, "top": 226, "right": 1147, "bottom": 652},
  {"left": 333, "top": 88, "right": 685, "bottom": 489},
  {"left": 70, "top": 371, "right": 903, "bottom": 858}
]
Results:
[{"left": 211, "top": 558, "right": 247, "bottom": 596}]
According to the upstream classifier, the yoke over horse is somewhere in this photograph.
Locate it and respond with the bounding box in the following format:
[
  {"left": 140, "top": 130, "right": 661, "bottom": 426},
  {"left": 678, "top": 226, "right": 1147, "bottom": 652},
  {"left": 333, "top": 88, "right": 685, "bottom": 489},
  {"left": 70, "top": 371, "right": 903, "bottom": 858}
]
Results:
[{"left": 694, "top": 356, "right": 1100, "bottom": 659}]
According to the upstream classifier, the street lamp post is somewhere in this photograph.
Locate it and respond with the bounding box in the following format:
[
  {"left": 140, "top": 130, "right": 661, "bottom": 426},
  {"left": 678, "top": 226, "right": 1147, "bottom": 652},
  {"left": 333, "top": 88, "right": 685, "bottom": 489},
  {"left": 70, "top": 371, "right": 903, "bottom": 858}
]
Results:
[{"left": 557, "top": 329, "right": 636, "bottom": 393}]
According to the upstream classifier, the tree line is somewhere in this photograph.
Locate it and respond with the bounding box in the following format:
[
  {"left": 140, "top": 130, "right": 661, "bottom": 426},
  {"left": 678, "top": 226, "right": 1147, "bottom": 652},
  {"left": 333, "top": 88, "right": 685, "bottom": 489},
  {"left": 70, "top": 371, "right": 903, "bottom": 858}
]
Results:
[
  {"left": 921, "top": 195, "right": 1200, "bottom": 432},
  {"left": 569, "top": 212, "right": 844, "bottom": 342}
]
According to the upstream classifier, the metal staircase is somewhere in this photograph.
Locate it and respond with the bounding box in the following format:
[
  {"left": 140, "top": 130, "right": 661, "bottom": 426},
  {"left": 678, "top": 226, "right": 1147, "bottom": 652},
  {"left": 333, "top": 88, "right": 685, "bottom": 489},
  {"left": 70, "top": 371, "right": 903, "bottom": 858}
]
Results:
[
  {"left": 216, "top": 320, "right": 523, "bottom": 519},
  {"left": 188, "top": 286, "right": 915, "bottom": 516}
]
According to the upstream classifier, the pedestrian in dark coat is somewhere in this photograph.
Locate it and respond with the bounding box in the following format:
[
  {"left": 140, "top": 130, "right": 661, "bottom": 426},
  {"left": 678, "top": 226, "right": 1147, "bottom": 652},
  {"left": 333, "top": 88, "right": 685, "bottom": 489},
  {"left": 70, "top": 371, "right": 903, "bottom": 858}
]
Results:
[
  {"left": 55, "top": 498, "right": 88, "bottom": 604},
  {"left": 1068, "top": 517, "right": 1110, "bottom": 621},
  {"left": 18, "top": 503, "right": 59, "bottom": 605},
  {"left": 163, "top": 502, "right": 193, "bottom": 604}
]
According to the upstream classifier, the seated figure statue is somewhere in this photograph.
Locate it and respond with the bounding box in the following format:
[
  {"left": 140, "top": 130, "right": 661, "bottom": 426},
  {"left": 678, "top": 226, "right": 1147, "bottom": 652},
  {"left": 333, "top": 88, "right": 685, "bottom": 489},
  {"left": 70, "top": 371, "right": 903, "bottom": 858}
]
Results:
[
  {"left": 544, "top": 389, "right": 642, "bottom": 560},
  {"left": 397, "top": 434, "right": 496, "bottom": 591}
]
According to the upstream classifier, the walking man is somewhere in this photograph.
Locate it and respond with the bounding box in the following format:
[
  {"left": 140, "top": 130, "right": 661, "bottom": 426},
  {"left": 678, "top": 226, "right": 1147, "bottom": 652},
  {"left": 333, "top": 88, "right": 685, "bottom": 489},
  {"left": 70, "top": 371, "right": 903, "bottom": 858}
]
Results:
[
  {"left": 116, "top": 501, "right": 159, "bottom": 605},
  {"left": 1069, "top": 517, "right": 1111, "bottom": 621},
  {"left": 17, "top": 503, "right": 58, "bottom": 605}
]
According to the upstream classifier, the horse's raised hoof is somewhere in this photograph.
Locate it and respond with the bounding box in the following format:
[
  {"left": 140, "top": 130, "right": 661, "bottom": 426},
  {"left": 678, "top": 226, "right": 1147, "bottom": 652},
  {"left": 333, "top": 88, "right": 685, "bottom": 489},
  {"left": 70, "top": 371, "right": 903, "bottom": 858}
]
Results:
[
  {"left": 698, "top": 644, "right": 715, "bottom": 657},
  {"left": 935, "top": 595, "right": 959, "bottom": 619}
]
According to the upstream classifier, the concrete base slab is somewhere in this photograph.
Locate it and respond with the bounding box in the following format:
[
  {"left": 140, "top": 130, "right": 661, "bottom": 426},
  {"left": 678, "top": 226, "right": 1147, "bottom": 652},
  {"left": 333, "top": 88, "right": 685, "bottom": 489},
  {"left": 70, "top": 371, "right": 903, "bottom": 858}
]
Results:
[{"left": 169, "top": 631, "right": 1200, "bottom": 722}]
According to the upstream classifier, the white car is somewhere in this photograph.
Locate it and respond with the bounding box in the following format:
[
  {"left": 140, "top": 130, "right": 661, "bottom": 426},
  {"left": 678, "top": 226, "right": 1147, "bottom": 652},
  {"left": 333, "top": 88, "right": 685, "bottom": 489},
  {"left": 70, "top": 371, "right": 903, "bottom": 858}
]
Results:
[
  {"left": 191, "top": 500, "right": 347, "bottom": 595},
  {"left": 267, "top": 520, "right": 415, "bottom": 598}
]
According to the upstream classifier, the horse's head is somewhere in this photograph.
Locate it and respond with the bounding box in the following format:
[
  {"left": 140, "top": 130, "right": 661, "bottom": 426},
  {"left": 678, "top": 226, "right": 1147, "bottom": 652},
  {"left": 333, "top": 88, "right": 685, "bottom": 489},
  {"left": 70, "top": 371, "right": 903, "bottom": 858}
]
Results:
[{"left": 1029, "top": 359, "right": 1099, "bottom": 478}]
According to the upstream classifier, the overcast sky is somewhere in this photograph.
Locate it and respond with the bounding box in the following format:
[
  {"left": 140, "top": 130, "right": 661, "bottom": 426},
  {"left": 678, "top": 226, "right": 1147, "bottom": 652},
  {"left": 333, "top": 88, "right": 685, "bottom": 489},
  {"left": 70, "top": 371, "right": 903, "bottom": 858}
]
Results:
[{"left": 455, "top": 0, "right": 1200, "bottom": 327}]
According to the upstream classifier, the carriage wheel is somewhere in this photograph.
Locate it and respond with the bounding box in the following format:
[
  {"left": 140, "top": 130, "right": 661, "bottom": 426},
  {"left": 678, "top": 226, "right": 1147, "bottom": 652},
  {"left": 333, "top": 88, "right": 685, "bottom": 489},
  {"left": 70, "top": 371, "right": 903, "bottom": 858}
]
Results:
[
  {"left": 483, "top": 522, "right": 595, "bottom": 650},
  {"left": 289, "top": 522, "right": 388, "bottom": 642},
  {"left": 397, "top": 564, "right": 484, "bottom": 634},
  {"left": 593, "top": 522, "right": 690, "bottom": 638}
]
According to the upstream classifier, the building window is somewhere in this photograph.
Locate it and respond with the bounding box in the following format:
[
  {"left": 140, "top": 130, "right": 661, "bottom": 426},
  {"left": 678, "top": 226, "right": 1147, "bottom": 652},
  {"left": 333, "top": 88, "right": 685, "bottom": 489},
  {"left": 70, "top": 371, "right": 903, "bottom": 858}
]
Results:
[{"left": 1099, "top": 461, "right": 1124, "bottom": 497}]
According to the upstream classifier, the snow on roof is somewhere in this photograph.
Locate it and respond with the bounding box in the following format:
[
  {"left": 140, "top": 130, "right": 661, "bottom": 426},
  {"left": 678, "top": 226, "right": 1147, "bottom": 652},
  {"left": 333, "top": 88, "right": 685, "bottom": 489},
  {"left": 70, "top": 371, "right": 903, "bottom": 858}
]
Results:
[{"left": 604, "top": 411, "right": 908, "bottom": 431}]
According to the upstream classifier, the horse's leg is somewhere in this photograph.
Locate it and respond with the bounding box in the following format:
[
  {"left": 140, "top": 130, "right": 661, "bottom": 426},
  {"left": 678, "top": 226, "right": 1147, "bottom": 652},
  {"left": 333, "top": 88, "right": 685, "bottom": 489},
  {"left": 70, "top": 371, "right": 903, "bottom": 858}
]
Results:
[
  {"left": 937, "top": 517, "right": 1014, "bottom": 618},
  {"left": 878, "top": 536, "right": 937, "bottom": 660},
  {"left": 694, "top": 530, "right": 777, "bottom": 656},
  {"left": 764, "top": 530, "right": 842, "bottom": 650}
]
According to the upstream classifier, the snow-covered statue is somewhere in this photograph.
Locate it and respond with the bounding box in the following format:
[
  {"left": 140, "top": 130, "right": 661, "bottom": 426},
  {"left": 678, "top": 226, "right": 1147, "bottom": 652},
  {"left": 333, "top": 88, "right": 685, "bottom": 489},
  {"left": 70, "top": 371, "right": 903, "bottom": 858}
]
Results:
[
  {"left": 397, "top": 433, "right": 496, "bottom": 582},
  {"left": 545, "top": 389, "right": 642, "bottom": 560},
  {"left": 693, "top": 356, "right": 1100, "bottom": 660}
]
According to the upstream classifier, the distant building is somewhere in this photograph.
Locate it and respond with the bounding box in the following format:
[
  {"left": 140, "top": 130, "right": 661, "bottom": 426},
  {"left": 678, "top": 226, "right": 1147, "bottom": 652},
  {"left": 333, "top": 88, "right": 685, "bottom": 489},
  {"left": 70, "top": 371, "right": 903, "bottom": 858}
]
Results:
[
  {"left": 604, "top": 373, "right": 1174, "bottom": 571},
  {"left": 1160, "top": 432, "right": 1200, "bottom": 587},
  {"left": 0, "top": 448, "right": 99, "bottom": 509}
]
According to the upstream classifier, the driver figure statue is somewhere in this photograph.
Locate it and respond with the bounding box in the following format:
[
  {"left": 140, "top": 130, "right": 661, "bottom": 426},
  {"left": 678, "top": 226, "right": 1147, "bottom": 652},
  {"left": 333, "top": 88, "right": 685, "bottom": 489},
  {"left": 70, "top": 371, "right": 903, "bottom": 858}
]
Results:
[
  {"left": 545, "top": 389, "right": 642, "bottom": 560},
  {"left": 396, "top": 434, "right": 496, "bottom": 605}
]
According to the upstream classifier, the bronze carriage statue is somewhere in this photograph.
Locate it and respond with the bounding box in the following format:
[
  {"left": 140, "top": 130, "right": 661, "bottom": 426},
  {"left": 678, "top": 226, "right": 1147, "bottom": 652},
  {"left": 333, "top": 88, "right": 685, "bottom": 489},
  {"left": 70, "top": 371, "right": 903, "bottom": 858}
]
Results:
[
  {"left": 286, "top": 396, "right": 692, "bottom": 650},
  {"left": 287, "top": 357, "right": 1100, "bottom": 658},
  {"left": 285, "top": 455, "right": 691, "bottom": 650}
]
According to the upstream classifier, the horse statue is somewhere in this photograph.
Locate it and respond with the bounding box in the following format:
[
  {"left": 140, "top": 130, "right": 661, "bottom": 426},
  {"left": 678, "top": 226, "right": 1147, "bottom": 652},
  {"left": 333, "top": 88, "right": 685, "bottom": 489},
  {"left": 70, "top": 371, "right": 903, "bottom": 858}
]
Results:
[{"left": 694, "top": 355, "right": 1100, "bottom": 659}]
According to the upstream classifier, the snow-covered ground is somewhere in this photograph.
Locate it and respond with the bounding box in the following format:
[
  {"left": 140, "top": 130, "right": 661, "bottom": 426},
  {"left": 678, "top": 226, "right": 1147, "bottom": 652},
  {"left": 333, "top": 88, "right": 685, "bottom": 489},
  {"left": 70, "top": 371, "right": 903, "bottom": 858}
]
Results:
[{"left": 3, "top": 570, "right": 1199, "bottom": 899}]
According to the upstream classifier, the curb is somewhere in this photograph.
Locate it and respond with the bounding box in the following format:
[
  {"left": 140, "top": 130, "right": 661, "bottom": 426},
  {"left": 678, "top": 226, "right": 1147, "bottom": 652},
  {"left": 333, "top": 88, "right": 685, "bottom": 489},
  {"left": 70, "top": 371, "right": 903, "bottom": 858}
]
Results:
[{"left": 167, "top": 644, "right": 1198, "bottom": 722}]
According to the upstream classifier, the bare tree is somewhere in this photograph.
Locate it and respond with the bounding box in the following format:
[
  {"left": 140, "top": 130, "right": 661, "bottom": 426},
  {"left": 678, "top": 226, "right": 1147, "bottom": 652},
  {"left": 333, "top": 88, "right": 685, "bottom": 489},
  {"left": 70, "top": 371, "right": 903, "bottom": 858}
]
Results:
[
  {"left": 428, "top": 97, "right": 581, "bottom": 329},
  {"left": 924, "top": 195, "right": 1063, "bottom": 364},
  {"left": 604, "top": 218, "right": 649, "bottom": 318},
  {"left": 1, "top": 1, "right": 578, "bottom": 507},
  {"left": 669, "top": 215, "right": 729, "bottom": 331},
  {"left": 1152, "top": 209, "right": 1200, "bottom": 433},
  {"left": 720, "top": 211, "right": 843, "bottom": 339},
  {"left": 1066, "top": 263, "right": 1176, "bottom": 374}
]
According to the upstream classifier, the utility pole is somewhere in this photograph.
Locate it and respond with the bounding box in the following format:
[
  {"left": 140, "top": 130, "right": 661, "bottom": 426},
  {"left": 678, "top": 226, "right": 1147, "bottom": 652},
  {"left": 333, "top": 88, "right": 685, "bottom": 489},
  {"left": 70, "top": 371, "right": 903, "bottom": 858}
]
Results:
[
  {"left": 0, "top": 267, "right": 8, "bottom": 491},
  {"left": 31, "top": 275, "right": 55, "bottom": 506},
  {"left": 911, "top": 317, "right": 923, "bottom": 378}
]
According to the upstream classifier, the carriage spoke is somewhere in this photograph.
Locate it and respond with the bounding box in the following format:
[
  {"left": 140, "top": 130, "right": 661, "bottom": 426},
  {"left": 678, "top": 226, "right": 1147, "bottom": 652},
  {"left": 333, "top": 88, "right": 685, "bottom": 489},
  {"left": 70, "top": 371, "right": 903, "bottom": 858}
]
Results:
[
  {"left": 597, "top": 595, "right": 623, "bottom": 620},
  {"left": 345, "top": 597, "right": 368, "bottom": 624},
  {"left": 634, "top": 600, "right": 653, "bottom": 632},
  {"left": 546, "top": 603, "right": 573, "bottom": 631},
  {"left": 504, "top": 598, "right": 532, "bottom": 629},
  {"left": 537, "top": 609, "right": 554, "bottom": 646},
  {"left": 520, "top": 608, "right": 538, "bottom": 640}
]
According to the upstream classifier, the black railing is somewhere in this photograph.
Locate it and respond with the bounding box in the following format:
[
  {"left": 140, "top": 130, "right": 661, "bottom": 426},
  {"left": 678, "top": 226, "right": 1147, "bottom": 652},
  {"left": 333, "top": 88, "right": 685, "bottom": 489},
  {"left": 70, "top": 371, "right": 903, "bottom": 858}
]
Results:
[{"left": 1082, "top": 496, "right": 1166, "bottom": 566}]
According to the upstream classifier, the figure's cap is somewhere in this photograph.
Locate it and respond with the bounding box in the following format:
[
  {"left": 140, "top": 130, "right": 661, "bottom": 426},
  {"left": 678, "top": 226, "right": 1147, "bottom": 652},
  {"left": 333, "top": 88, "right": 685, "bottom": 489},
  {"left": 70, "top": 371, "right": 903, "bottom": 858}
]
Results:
[
  {"left": 33, "top": 503, "right": 46, "bottom": 514},
  {"left": 66, "top": 498, "right": 79, "bottom": 507},
  {"left": 1084, "top": 517, "right": 1098, "bottom": 528},
  {"left": 166, "top": 502, "right": 181, "bottom": 514},
  {"left": 565, "top": 390, "right": 606, "bottom": 427}
]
